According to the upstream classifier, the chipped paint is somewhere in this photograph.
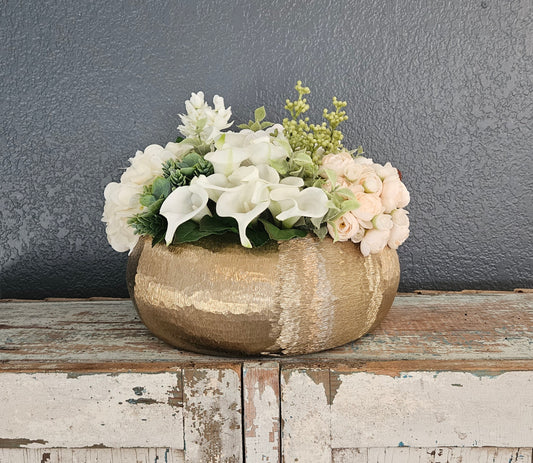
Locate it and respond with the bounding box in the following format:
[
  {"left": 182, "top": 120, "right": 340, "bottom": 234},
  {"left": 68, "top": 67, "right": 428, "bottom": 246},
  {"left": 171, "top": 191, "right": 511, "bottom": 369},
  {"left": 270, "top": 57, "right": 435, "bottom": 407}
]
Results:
[
  {"left": 0, "top": 373, "right": 183, "bottom": 448},
  {"left": 329, "top": 371, "right": 533, "bottom": 448},
  {"left": 0, "top": 438, "right": 48, "bottom": 448}
]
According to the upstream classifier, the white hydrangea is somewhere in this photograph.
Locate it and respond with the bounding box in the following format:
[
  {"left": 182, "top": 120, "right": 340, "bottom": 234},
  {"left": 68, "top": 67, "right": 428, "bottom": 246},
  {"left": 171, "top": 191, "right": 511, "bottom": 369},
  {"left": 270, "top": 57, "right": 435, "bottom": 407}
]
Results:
[
  {"left": 178, "top": 92, "right": 233, "bottom": 144},
  {"left": 102, "top": 144, "right": 176, "bottom": 253}
]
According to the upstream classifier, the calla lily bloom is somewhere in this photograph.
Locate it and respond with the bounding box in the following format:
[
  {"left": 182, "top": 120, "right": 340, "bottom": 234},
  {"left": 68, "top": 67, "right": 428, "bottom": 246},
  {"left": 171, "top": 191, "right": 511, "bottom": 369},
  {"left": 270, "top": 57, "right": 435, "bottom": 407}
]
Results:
[
  {"left": 205, "top": 147, "right": 250, "bottom": 176},
  {"left": 216, "top": 182, "right": 270, "bottom": 248},
  {"left": 160, "top": 184, "right": 211, "bottom": 245},
  {"left": 270, "top": 187, "right": 328, "bottom": 228}
]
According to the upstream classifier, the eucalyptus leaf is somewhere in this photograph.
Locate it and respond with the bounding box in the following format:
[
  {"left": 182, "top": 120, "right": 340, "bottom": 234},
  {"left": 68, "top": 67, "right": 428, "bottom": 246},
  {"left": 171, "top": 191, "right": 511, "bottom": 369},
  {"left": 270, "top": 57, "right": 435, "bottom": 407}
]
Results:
[
  {"left": 151, "top": 177, "right": 171, "bottom": 199},
  {"left": 254, "top": 106, "right": 266, "bottom": 122}
]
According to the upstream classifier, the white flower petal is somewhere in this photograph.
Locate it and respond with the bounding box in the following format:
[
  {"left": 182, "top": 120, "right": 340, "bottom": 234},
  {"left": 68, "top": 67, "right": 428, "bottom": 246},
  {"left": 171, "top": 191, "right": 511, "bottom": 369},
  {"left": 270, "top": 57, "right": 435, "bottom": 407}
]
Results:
[
  {"left": 160, "top": 185, "right": 211, "bottom": 245},
  {"left": 216, "top": 183, "right": 270, "bottom": 248}
]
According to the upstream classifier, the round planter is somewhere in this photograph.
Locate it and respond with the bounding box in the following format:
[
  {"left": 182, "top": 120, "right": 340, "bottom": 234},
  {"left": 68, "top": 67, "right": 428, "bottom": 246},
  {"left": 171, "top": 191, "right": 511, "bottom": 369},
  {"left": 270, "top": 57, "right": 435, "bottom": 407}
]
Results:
[{"left": 127, "top": 235, "right": 400, "bottom": 356}]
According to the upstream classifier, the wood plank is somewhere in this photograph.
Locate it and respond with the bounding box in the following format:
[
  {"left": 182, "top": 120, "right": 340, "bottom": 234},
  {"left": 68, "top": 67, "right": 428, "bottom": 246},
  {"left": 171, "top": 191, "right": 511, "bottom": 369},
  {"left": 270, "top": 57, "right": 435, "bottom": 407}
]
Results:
[
  {"left": 0, "top": 373, "right": 183, "bottom": 449},
  {"left": 281, "top": 368, "right": 331, "bottom": 463},
  {"left": 0, "top": 448, "right": 185, "bottom": 462},
  {"left": 183, "top": 367, "right": 242, "bottom": 463},
  {"left": 0, "top": 293, "right": 531, "bottom": 371},
  {"left": 333, "top": 447, "right": 533, "bottom": 463},
  {"left": 329, "top": 370, "right": 533, "bottom": 448},
  {"left": 242, "top": 362, "right": 280, "bottom": 463}
]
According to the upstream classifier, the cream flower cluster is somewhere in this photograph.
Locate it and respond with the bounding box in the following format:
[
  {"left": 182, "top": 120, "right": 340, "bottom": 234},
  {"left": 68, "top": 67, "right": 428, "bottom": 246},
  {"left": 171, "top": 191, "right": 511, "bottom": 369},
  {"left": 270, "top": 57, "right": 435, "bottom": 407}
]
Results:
[
  {"left": 102, "top": 142, "right": 189, "bottom": 252},
  {"left": 177, "top": 92, "right": 233, "bottom": 144},
  {"left": 160, "top": 124, "right": 329, "bottom": 248},
  {"left": 322, "top": 152, "right": 410, "bottom": 256}
]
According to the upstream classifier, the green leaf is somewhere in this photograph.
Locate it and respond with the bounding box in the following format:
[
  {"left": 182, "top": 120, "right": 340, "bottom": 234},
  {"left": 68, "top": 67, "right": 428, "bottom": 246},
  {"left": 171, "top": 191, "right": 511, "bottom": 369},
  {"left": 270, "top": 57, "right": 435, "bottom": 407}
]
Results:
[
  {"left": 172, "top": 221, "right": 213, "bottom": 244},
  {"left": 247, "top": 225, "right": 270, "bottom": 247},
  {"left": 199, "top": 215, "right": 238, "bottom": 234},
  {"left": 259, "top": 219, "right": 307, "bottom": 241},
  {"left": 139, "top": 194, "right": 156, "bottom": 207},
  {"left": 179, "top": 166, "right": 195, "bottom": 176},
  {"left": 151, "top": 177, "right": 171, "bottom": 199},
  {"left": 180, "top": 152, "right": 203, "bottom": 167},
  {"left": 250, "top": 121, "right": 261, "bottom": 131},
  {"left": 237, "top": 123, "right": 249, "bottom": 129},
  {"left": 254, "top": 106, "right": 266, "bottom": 122},
  {"left": 175, "top": 136, "right": 185, "bottom": 143},
  {"left": 260, "top": 121, "right": 274, "bottom": 129}
]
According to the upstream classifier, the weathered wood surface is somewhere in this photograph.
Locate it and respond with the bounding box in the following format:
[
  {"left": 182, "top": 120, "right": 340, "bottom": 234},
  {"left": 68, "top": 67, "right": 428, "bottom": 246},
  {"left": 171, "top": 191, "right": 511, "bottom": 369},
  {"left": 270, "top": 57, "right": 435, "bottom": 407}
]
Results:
[
  {"left": 0, "top": 293, "right": 531, "bottom": 371},
  {"left": 332, "top": 447, "right": 533, "bottom": 462},
  {"left": 243, "top": 362, "right": 280, "bottom": 463},
  {"left": 183, "top": 367, "right": 242, "bottom": 463},
  {"left": 0, "top": 373, "right": 184, "bottom": 449},
  {"left": 0, "top": 448, "right": 185, "bottom": 462}
]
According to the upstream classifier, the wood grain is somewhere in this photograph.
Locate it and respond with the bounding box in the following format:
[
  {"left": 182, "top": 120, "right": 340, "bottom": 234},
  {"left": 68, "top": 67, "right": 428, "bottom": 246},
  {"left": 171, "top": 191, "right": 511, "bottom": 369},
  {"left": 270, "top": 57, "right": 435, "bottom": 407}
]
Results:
[
  {"left": 183, "top": 367, "right": 242, "bottom": 463},
  {"left": 243, "top": 362, "right": 280, "bottom": 463},
  {"left": 0, "top": 293, "right": 530, "bottom": 371},
  {"left": 0, "top": 448, "right": 185, "bottom": 462}
]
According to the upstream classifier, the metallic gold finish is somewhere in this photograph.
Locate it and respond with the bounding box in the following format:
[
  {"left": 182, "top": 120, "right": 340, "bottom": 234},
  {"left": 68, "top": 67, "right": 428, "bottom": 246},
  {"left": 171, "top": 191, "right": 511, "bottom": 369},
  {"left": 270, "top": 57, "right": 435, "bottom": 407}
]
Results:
[{"left": 127, "top": 235, "right": 400, "bottom": 356}]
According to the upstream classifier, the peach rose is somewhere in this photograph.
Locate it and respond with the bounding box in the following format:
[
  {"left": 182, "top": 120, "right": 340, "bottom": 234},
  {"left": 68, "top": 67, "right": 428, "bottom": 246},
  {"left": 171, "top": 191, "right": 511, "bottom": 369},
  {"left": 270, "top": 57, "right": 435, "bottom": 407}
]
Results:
[
  {"left": 321, "top": 152, "right": 354, "bottom": 177},
  {"left": 352, "top": 192, "right": 384, "bottom": 222},
  {"left": 380, "top": 176, "right": 410, "bottom": 213},
  {"left": 372, "top": 213, "right": 393, "bottom": 230},
  {"left": 388, "top": 224, "right": 410, "bottom": 249},
  {"left": 327, "top": 212, "right": 361, "bottom": 241},
  {"left": 373, "top": 161, "right": 398, "bottom": 180},
  {"left": 360, "top": 229, "right": 390, "bottom": 257}
]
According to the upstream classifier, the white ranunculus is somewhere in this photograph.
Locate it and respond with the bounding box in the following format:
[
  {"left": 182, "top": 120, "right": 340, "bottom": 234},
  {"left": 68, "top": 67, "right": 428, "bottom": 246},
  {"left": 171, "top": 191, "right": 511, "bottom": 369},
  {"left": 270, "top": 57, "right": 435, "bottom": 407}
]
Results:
[
  {"left": 120, "top": 144, "right": 175, "bottom": 186},
  {"left": 160, "top": 184, "right": 211, "bottom": 245},
  {"left": 372, "top": 213, "right": 394, "bottom": 231},
  {"left": 352, "top": 192, "right": 384, "bottom": 222},
  {"left": 360, "top": 229, "right": 390, "bottom": 256},
  {"left": 388, "top": 223, "right": 410, "bottom": 249},
  {"left": 381, "top": 176, "right": 410, "bottom": 213},
  {"left": 350, "top": 224, "right": 366, "bottom": 244},
  {"left": 270, "top": 186, "right": 328, "bottom": 228},
  {"left": 344, "top": 163, "right": 373, "bottom": 183},
  {"left": 327, "top": 212, "right": 361, "bottom": 242},
  {"left": 164, "top": 141, "right": 194, "bottom": 160},
  {"left": 102, "top": 182, "right": 143, "bottom": 252},
  {"left": 216, "top": 182, "right": 270, "bottom": 248},
  {"left": 354, "top": 156, "right": 373, "bottom": 165}
]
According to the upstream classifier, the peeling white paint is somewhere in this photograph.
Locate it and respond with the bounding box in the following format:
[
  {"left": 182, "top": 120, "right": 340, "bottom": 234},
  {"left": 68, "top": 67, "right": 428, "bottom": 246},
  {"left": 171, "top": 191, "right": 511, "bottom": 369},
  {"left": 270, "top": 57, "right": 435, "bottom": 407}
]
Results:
[
  {"left": 0, "top": 373, "right": 183, "bottom": 449},
  {"left": 330, "top": 371, "right": 533, "bottom": 448}
]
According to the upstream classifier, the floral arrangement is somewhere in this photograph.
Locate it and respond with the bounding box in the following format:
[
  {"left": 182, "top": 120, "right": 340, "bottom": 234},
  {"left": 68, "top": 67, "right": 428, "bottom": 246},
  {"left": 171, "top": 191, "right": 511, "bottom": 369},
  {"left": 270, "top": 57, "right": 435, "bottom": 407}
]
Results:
[{"left": 103, "top": 82, "right": 410, "bottom": 256}]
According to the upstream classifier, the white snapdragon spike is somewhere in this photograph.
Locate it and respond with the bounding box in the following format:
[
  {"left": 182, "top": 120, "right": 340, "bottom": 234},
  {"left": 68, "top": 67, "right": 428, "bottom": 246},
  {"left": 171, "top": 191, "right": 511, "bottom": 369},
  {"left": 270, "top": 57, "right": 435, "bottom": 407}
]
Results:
[
  {"left": 205, "top": 147, "right": 250, "bottom": 176},
  {"left": 120, "top": 144, "right": 175, "bottom": 186},
  {"left": 360, "top": 229, "right": 390, "bottom": 256},
  {"left": 216, "top": 182, "right": 270, "bottom": 248},
  {"left": 271, "top": 187, "right": 329, "bottom": 228},
  {"left": 102, "top": 182, "right": 143, "bottom": 252},
  {"left": 178, "top": 92, "right": 233, "bottom": 143},
  {"left": 160, "top": 184, "right": 211, "bottom": 245}
]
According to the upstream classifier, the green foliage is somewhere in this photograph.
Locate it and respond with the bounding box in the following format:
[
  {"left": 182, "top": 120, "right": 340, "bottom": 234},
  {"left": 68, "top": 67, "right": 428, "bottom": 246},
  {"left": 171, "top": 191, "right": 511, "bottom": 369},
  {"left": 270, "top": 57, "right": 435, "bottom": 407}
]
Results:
[
  {"left": 237, "top": 106, "right": 274, "bottom": 132},
  {"left": 259, "top": 219, "right": 307, "bottom": 241},
  {"left": 162, "top": 153, "right": 214, "bottom": 189},
  {"left": 282, "top": 81, "right": 348, "bottom": 161},
  {"left": 269, "top": 149, "right": 319, "bottom": 186}
]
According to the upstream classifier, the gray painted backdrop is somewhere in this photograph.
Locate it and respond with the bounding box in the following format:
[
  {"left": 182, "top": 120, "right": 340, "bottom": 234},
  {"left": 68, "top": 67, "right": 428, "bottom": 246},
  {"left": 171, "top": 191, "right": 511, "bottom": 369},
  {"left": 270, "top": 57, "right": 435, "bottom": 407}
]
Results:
[{"left": 1, "top": 0, "right": 532, "bottom": 298}]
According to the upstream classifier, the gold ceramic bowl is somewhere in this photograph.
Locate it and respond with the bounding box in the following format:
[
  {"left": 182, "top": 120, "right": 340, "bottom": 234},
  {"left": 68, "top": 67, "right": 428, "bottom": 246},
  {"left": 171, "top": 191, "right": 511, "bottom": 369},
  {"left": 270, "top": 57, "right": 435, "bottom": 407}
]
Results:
[{"left": 127, "top": 235, "right": 400, "bottom": 356}]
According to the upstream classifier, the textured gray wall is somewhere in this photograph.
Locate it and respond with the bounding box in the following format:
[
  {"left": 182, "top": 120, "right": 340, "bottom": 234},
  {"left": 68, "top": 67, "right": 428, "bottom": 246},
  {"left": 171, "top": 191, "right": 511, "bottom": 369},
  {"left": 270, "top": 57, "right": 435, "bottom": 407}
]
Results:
[{"left": 1, "top": 0, "right": 532, "bottom": 298}]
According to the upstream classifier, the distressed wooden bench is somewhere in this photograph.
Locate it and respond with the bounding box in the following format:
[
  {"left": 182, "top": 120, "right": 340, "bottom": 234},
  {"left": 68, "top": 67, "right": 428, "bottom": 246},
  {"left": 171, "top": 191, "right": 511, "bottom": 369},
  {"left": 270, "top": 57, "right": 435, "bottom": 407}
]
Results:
[{"left": 0, "top": 291, "right": 531, "bottom": 463}]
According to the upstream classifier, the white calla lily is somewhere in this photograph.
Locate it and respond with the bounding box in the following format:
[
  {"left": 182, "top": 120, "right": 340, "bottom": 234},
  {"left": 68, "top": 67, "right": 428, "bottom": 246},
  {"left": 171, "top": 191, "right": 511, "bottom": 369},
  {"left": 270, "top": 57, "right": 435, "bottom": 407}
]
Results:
[
  {"left": 228, "top": 165, "right": 260, "bottom": 184},
  {"left": 205, "top": 147, "right": 250, "bottom": 175},
  {"left": 160, "top": 184, "right": 211, "bottom": 245},
  {"left": 216, "top": 182, "right": 270, "bottom": 248},
  {"left": 191, "top": 174, "right": 232, "bottom": 201},
  {"left": 270, "top": 187, "right": 329, "bottom": 228}
]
